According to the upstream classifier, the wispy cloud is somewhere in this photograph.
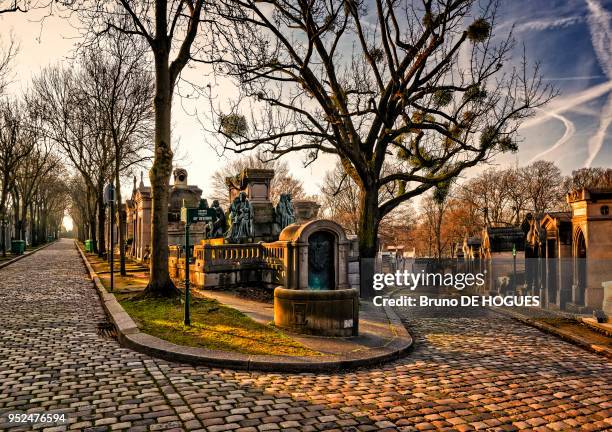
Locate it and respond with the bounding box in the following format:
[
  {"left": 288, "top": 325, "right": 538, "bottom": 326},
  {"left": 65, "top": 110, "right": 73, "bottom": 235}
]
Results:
[
  {"left": 514, "top": 16, "right": 583, "bottom": 32},
  {"left": 528, "top": 109, "right": 576, "bottom": 163},
  {"left": 543, "top": 75, "right": 606, "bottom": 81},
  {"left": 584, "top": 0, "right": 612, "bottom": 167},
  {"left": 521, "top": 80, "right": 612, "bottom": 129}
]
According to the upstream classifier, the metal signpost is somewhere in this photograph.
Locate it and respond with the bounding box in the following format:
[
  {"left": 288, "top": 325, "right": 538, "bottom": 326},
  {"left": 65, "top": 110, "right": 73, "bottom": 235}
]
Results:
[
  {"left": 512, "top": 243, "right": 517, "bottom": 292},
  {"left": 180, "top": 200, "right": 216, "bottom": 326},
  {"left": 103, "top": 184, "right": 115, "bottom": 292}
]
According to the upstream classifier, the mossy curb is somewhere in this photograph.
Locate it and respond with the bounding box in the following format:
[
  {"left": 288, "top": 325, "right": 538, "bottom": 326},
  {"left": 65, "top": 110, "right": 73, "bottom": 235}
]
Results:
[{"left": 491, "top": 307, "right": 612, "bottom": 359}]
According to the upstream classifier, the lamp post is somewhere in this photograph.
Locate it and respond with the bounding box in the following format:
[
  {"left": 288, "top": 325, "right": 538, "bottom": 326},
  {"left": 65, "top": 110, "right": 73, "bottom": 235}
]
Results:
[
  {"left": 103, "top": 184, "right": 116, "bottom": 292},
  {"left": 180, "top": 201, "right": 192, "bottom": 326},
  {"left": 512, "top": 243, "right": 517, "bottom": 294}
]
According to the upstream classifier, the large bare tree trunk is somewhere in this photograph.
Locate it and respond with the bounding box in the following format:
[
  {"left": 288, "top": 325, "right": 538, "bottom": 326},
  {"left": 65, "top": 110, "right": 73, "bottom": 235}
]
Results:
[
  {"left": 143, "top": 50, "right": 178, "bottom": 297},
  {"left": 358, "top": 186, "right": 379, "bottom": 298}
]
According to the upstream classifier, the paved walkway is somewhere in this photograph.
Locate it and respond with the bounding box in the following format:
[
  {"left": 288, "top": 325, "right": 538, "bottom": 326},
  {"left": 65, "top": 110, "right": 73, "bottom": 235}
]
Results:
[
  {"left": 0, "top": 240, "right": 610, "bottom": 431},
  {"left": 197, "top": 289, "right": 406, "bottom": 358}
]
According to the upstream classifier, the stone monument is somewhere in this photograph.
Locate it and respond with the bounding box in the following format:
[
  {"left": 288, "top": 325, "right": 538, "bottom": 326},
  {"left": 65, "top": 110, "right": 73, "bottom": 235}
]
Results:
[
  {"left": 275, "top": 193, "right": 296, "bottom": 231},
  {"left": 207, "top": 200, "right": 227, "bottom": 239},
  {"left": 226, "top": 192, "right": 254, "bottom": 243}
]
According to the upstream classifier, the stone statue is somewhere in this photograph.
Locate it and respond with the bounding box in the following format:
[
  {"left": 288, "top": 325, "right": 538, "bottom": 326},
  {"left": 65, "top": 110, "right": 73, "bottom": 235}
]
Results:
[
  {"left": 275, "top": 193, "right": 296, "bottom": 230},
  {"left": 207, "top": 200, "right": 227, "bottom": 238},
  {"left": 226, "top": 192, "right": 254, "bottom": 243}
]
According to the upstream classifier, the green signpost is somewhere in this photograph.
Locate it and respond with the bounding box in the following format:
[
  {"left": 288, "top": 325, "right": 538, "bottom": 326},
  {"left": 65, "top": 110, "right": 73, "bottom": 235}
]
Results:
[
  {"left": 180, "top": 200, "right": 215, "bottom": 326},
  {"left": 512, "top": 243, "right": 517, "bottom": 292}
]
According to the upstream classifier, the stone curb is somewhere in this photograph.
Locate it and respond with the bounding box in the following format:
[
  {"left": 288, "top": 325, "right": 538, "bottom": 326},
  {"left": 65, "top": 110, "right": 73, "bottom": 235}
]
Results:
[
  {"left": 75, "top": 241, "right": 413, "bottom": 372},
  {"left": 0, "top": 240, "right": 58, "bottom": 271},
  {"left": 491, "top": 307, "right": 612, "bottom": 359}
]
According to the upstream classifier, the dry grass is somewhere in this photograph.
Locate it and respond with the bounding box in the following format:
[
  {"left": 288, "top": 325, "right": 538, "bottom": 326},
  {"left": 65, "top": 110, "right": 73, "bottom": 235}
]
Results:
[
  {"left": 80, "top": 243, "right": 319, "bottom": 357},
  {"left": 119, "top": 295, "right": 319, "bottom": 356}
]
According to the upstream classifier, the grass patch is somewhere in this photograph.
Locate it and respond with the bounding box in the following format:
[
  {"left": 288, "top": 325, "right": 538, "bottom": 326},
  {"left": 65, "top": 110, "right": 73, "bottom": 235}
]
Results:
[
  {"left": 119, "top": 296, "right": 319, "bottom": 357},
  {"left": 81, "top": 248, "right": 149, "bottom": 292},
  {"left": 78, "top": 242, "right": 319, "bottom": 357}
]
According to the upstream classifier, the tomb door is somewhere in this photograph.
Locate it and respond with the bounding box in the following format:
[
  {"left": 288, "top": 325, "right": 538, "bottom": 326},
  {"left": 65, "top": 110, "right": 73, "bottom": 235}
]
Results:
[{"left": 308, "top": 231, "right": 335, "bottom": 290}]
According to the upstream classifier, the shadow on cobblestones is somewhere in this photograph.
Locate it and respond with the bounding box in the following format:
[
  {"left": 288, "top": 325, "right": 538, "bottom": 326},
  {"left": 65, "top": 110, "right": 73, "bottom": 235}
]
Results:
[{"left": 0, "top": 240, "right": 610, "bottom": 431}]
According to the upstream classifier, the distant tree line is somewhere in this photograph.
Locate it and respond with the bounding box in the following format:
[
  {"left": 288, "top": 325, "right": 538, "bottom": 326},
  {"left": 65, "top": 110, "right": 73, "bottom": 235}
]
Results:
[
  {"left": 0, "top": 37, "right": 68, "bottom": 256},
  {"left": 411, "top": 163, "right": 612, "bottom": 258}
]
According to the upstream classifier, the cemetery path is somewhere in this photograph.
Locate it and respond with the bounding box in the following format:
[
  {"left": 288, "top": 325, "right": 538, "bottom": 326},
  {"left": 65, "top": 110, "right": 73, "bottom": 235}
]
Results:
[{"left": 0, "top": 239, "right": 610, "bottom": 431}]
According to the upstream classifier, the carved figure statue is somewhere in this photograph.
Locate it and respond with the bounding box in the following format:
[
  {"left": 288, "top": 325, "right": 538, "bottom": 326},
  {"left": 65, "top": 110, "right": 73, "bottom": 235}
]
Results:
[
  {"left": 275, "top": 193, "right": 296, "bottom": 230},
  {"left": 207, "top": 200, "right": 227, "bottom": 238},
  {"left": 226, "top": 192, "right": 254, "bottom": 243}
]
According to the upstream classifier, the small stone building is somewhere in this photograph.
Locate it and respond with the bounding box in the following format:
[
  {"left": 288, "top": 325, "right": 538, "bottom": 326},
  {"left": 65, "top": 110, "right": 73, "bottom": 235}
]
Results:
[
  {"left": 125, "top": 169, "right": 207, "bottom": 262},
  {"left": 479, "top": 187, "right": 612, "bottom": 314}
]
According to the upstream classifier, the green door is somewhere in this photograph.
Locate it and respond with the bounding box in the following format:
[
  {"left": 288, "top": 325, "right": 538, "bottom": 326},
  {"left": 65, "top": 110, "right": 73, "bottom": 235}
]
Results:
[{"left": 308, "top": 231, "right": 335, "bottom": 290}]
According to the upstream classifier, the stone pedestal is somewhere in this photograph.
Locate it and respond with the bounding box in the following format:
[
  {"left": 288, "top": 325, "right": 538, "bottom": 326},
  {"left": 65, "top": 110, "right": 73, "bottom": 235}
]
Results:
[
  {"left": 292, "top": 200, "right": 320, "bottom": 224},
  {"left": 603, "top": 281, "right": 612, "bottom": 315},
  {"left": 274, "top": 287, "right": 359, "bottom": 336},
  {"left": 226, "top": 168, "right": 276, "bottom": 242}
]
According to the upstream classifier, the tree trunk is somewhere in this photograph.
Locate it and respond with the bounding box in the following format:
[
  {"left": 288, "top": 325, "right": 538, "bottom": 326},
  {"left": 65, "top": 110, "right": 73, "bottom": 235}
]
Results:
[
  {"left": 115, "top": 171, "right": 126, "bottom": 276},
  {"left": 86, "top": 187, "right": 97, "bottom": 253},
  {"left": 29, "top": 202, "right": 35, "bottom": 246},
  {"left": 357, "top": 185, "right": 379, "bottom": 298},
  {"left": 143, "top": 49, "right": 178, "bottom": 297},
  {"left": 19, "top": 202, "right": 27, "bottom": 243},
  {"left": 96, "top": 185, "right": 106, "bottom": 257}
]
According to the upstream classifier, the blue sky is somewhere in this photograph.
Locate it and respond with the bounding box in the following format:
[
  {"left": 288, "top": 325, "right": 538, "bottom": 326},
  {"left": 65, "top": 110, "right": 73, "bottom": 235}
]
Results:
[
  {"left": 493, "top": 0, "right": 612, "bottom": 173},
  {"left": 0, "top": 0, "right": 610, "bottom": 199}
]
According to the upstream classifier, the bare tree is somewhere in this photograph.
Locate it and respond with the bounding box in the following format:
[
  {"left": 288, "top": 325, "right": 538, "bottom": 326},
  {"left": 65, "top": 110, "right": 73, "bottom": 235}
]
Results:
[
  {"left": 319, "top": 162, "right": 362, "bottom": 235},
  {"left": 210, "top": 151, "right": 306, "bottom": 209},
  {"left": 520, "top": 160, "right": 565, "bottom": 216},
  {"left": 64, "top": 0, "right": 208, "bottom": 297},
  {"left": 206, "top": 0, "right": 555, "bottom": 294},
  {"left": 459, "top": 167, "right": 510, "bottom": 226},
  {"left": 0, "top": 1, "right": 52, "bottom": 14},
  {"left": 30, "top": 66, "right": 114, "bottom": 255},
  {"left": 567, "top": 167, "right": 612, "bottom": 190},
  {"left": 79, "top": 36, "right": 154, "bottom": 275},
  {"left": 0, "top": 35, "right": 18, "bottom": 96},
  {"left": 0, "top": 100, "right": 35, "bottom": 255},
  {"left": 67, "top": 175, "right": 93, "bottom": 242},
  {"left": 14, "top": 142, "right": 60, "bottom": 242},
  {"left": 320, "top": 161, "right": 413, "bottom": 237}
]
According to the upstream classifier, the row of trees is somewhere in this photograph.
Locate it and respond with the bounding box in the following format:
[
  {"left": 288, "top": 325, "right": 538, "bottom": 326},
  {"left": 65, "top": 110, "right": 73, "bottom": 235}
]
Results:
[
  {"left": 0, "top": 35, "right": 67, "bottom": 255},
  {"left": 316, "top": 161, "right": 611, "bottom": 259},
  {"left": 0, "top": 20, "right": 154, "bottom": 271},
  {"left": 38, "top": 37, "right": 155, "bottom": 276}
]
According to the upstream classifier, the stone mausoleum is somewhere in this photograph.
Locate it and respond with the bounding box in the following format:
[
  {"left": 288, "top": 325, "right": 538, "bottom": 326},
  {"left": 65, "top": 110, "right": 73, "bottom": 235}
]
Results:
[
  {"left": 460, "top": 187, "right": 612, "bottom": 316},
  {"left": 125, "top": 169, "right": 209, "bottom": 262}
]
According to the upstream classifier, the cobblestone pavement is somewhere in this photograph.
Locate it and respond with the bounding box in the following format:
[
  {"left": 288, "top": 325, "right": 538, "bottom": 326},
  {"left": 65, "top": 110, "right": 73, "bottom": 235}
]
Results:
[{"left": 0, "top": 240, "right": 610, "bottom": 432}]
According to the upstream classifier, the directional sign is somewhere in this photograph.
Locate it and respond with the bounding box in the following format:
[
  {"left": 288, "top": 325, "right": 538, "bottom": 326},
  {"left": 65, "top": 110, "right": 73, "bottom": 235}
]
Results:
[{"left": 181, "top": 207, "right": 216, "bottom": 224}]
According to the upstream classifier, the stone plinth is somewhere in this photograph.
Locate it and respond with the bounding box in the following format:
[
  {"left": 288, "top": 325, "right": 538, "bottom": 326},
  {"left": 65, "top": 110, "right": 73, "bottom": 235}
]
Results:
[
  {"left": 292, "top": 200, "right": 320, "bottom": 224},
  {"left": 603, "top": 281, "right": 612, "bottom": 316},
  {"left": 227, "top": 168, "right": 275, "bottom": 203},
  {"left": 274, "top": 287, "right": 359, "bottom": 336}
]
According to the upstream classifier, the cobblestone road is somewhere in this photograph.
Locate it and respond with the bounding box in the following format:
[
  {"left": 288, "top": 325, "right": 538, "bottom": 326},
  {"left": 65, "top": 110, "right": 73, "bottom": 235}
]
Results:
[{"left": 0, "top": 240, "right": 610, "bottom": 431}]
